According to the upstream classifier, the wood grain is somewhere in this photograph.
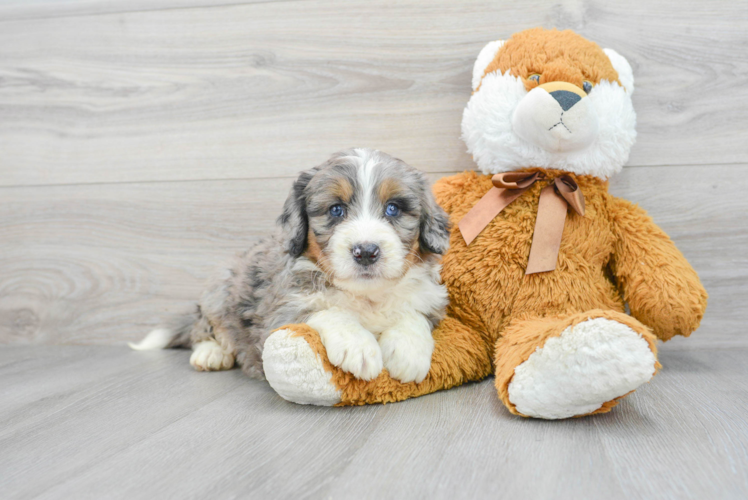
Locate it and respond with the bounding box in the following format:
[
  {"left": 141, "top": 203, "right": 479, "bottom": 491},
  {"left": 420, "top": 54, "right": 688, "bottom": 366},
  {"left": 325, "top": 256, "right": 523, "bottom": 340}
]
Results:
[
  {"left": 1, "top": 346, "right": 746, "bottom": 499},
  {"left": 0, "top": 165, "right": 744, "bottom": 348},
  {"left": 0, "top": 0, "right": 746, "bottom": 186},
  {"left": 0, "top": 0, "right": 288, "bottom": 22}
]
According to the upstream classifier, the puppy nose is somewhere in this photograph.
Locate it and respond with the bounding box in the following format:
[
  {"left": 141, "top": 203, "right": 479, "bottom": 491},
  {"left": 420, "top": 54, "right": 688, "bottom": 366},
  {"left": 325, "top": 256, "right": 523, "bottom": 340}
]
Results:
[
  {"left": 352, "top": 243, "right": 380, "bottom": 266},
  {"left": 549, "top": 90, "right": 581, "bottom": 111}
]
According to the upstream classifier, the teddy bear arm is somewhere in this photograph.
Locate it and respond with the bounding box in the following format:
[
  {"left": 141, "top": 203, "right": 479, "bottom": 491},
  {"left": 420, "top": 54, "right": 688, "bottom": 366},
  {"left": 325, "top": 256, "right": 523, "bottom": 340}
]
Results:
[
  {"left": 262, "top": 316, "right": 494, "bottom": 406},
  {"left": 609, "top": 198, "right": 708, "bottom": 341}
]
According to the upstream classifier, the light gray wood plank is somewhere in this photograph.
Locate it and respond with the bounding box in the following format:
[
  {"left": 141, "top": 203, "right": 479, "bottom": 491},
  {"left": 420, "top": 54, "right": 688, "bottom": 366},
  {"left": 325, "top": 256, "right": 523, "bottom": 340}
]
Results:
[
  {"left": 0, "top": 175, "right": 290, "bottom": 346},
  {"left": 0, "top": 0, "right": 746, "bottom": 187},
  {"left": 592, "top": 350, "right": 748, "bottom": 499},
  {"left": 1, "top": 346, "right": 746, "bottom": 499},
  {"left": 0, "top": 0, "right": 291, "bottom": 22},
  {"left": 0, "top": 165, "right": 744, "bottom": 347},
  {"left": 0, "top": 346, "right": 145, "bottom": 431},
  {"left": 0, "top": 346, "right": 250, "bottom": 499}
]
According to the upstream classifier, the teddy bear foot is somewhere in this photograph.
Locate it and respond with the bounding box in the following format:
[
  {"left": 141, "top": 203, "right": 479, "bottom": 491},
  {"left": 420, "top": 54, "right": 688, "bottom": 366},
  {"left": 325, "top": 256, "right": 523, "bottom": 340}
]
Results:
[
  {"left": 507, "top": 317, "right": 657, "bottom": 419},
  {"left": 262, "top": 329, "right": 342, "bottom": 406}
]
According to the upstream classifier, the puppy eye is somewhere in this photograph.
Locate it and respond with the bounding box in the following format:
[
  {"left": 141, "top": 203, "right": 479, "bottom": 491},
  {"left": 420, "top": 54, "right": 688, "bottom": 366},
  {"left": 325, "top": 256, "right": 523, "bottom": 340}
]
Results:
[
  {"left": 583, "top": 81, "right": 593, "bottom": 94},
  {"left": 385, "top": 203, "right": 400, "bottom": 217},
  {"left": 329, "top": 204, "right": 345, "bottom": 217},
  {"left": 528, "top": 74, "right": 541, "bottom": 84}
]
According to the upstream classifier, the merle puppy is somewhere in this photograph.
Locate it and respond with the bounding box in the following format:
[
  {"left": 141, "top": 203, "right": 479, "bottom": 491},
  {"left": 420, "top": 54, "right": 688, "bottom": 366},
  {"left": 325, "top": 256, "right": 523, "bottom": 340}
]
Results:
[{"left": 131, "top": 148, "right": 450, "bottom": 383}]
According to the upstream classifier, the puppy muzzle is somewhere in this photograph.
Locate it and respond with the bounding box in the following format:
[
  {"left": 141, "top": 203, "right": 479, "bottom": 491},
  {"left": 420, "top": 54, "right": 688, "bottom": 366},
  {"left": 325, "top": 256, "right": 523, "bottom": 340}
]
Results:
[
  {"left": 512, "top": 81, "right": 598, "bottom": 153},
  {"left": 328, "top": 216, "right": 406, "bottom": 286}
]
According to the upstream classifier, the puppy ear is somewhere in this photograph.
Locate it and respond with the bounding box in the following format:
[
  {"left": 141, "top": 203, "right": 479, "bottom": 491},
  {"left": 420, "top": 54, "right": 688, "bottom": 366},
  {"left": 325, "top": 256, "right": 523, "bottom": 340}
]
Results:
[
  {"left": 278, "top": 168, "right": 316, "bottom": 257},
  {"left": 419, "top": 190, "right": 451, "bottom": 255},
  {"left": 603, "top": 48, "right": 634, "bottom": 95},
  {"left": 472, "top": 39, "right": 505, "bottom": 91}
]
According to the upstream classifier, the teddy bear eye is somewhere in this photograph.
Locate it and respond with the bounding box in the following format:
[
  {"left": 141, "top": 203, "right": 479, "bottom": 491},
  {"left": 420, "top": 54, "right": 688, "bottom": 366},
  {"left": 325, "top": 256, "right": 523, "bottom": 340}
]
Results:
[
  {"left": 528, "top": 74, "right": 541, "bottom": 83},
  {"left": 583, "top": 81, "right": 593, "bottom": 94}
]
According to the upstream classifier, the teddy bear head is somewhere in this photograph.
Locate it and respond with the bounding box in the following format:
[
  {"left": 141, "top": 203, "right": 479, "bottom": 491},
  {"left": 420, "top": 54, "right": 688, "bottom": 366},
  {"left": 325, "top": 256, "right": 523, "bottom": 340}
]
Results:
[{"left": 462, "top": 28, "right": 636, "bottom": 180}]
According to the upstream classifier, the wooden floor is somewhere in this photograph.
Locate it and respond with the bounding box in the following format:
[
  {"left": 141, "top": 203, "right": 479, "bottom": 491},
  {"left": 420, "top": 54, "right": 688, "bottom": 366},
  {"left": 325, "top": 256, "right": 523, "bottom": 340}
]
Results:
[
  {"left": 1, "top": 345, "right": 747, "bottom": 499},
  {"left": 2, "top": 0, "right": 748, "bottom": 498}
]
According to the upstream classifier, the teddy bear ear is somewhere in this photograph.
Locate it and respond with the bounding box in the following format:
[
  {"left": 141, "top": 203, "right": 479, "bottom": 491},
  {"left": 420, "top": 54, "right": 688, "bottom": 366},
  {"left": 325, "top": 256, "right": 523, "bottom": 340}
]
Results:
[
  {"left": 472, "top": 40, "right": 505, "bottom": 91},
  {"left": 603, "top": 48, "right": 635, "bottom": 95}
]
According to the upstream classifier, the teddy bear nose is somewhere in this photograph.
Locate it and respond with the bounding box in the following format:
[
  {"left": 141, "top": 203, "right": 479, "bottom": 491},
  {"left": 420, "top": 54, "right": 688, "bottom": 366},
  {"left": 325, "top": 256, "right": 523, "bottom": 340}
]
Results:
[{"left": 549, "top": 90, "right": 582, "bottom": 111}]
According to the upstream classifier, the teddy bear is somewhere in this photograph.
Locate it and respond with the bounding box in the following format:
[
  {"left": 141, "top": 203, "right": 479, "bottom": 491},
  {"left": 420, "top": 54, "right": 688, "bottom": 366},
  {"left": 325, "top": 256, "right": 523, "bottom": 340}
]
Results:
[{"left": 259, "top": 27, "right": 708, "bottom": 419}]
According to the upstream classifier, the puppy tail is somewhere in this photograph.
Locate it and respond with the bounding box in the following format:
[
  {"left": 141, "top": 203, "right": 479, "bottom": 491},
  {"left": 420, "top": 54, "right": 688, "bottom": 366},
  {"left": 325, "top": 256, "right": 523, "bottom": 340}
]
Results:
[{"left": 128, "top": 311, "right": 198, "bottom": 351}]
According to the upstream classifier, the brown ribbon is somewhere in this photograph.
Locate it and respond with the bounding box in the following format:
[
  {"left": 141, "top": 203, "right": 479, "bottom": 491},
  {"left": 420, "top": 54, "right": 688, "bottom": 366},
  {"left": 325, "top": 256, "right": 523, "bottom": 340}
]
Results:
[{"left": 458, "top": 172, "right": 585, "bottom": 274}]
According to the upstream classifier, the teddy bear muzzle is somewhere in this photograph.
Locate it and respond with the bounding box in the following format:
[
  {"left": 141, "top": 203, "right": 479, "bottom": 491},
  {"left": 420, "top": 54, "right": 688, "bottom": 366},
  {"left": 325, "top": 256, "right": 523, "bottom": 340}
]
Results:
[{"left": 512, "top": 81, "right": 599, "bottom": 154}]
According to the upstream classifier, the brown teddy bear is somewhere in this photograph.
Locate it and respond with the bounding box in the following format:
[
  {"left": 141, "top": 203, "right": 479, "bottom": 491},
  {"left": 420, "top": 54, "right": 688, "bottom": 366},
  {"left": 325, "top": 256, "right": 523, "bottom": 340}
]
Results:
[{"left": 260, "top": 28, "right": 708, "bottom": 419}]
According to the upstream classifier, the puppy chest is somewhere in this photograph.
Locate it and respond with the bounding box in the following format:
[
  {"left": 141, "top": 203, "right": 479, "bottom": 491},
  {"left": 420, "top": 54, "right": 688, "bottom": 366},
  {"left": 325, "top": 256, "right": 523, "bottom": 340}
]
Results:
[
  {"left": 353, "top": 300, "right": 427, "bottom": 334},
  {"left": 303, "top": 288, "right": 433, "bottom": 335}
]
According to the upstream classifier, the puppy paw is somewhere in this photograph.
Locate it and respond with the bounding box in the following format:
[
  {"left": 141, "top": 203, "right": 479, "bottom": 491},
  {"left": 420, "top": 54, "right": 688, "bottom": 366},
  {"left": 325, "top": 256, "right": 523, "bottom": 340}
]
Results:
[
  {"left": 190, "top": 339, "right": 235, "bottom": 371},
  {"left": 323, "top": 329, "right": 383, "bottom": 381},
  {"left": 379, "top": 331, "right": 434, "bottom": 384},
  {"left": 307, "top": 308, "right": 384, "bottom": 381}
]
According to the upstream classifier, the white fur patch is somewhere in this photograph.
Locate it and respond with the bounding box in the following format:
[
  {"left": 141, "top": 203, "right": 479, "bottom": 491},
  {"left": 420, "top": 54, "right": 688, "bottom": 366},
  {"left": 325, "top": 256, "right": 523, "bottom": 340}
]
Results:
[
  {"left": 128, "top": 328, "right": 172, "bottom": 350},
  {"left": 307, "top": 307, "right": 384, "bottom": 381},
  {"left": 461, "top": 71, "right": 636, "bottom": 179},
  {"left": 189, "top": 339, "right": 235, "bottom": 371},
  {"left": 263, "top": 329, "right": 342, "bottom": 406},
  {"left": 603, "top": 48, "right": 634, "bottom": 94},
  {"left": 379, "top": 309, "right": 434, "bottom": 383},
  {"left": 472, "top": 40, "right": 504, "bottom": 91},
  {"left": 507, "top": 318, "right": 656, "bottom": 419}
]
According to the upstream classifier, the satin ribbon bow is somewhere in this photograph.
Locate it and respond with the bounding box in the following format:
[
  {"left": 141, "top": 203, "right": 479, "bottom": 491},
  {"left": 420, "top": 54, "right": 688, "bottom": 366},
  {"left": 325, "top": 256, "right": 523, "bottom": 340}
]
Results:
[{"left": 458, "top": 171, "right": 585, "bottom": 274}]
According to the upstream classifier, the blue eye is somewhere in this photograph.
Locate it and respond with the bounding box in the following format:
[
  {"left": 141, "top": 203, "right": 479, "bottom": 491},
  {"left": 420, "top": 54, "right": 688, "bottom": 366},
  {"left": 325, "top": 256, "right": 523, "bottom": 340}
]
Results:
[
  {"left": 329, "top": 204, "right": 344, "bottom": 217},
  {"left": 385, "top": 203, "right": 400, "bottom": 217}
]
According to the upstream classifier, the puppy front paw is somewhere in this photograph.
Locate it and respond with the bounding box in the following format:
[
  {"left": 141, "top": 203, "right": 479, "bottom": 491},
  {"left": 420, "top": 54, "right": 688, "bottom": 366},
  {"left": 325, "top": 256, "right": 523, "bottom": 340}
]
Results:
[
  {"left": 307, "top": 308, "right": 384, "bottom": 381},
  {"left": 379, "top": 332, "right": 434, "bottom": 384},
  {"left": 323, "top": 329, "right": 383, "bottom": 381}
]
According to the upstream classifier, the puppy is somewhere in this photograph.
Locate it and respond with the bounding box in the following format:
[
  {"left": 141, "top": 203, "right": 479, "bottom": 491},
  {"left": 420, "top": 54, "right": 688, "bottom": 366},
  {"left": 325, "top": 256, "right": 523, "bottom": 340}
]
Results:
[{"left": 130, "top": 148, "right": 450, "bottom": 383}]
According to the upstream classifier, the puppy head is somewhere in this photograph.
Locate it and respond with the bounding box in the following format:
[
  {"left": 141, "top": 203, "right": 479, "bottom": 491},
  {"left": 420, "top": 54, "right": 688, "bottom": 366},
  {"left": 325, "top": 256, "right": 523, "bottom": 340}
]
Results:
[
  {"left": 279, "top": 148, "right": 449, "bottom": 294},
  {"left": 463, "top": 28, "right": 636, "bottom": 179}
]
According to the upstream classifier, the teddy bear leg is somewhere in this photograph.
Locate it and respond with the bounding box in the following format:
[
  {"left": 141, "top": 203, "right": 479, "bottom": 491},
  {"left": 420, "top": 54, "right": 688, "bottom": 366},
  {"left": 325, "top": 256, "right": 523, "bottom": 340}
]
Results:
[
  {"left": 493, "top": 310, "right": 660, "bottom": 419},
  {"left": 262, "top": 316, "right": 492, "bottom": 406}
]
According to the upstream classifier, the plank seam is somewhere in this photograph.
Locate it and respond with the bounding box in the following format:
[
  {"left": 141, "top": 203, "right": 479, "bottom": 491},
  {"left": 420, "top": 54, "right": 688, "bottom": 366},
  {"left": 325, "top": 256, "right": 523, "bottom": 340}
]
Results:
[
  {"left": 0, "top": 162, "right": 746, "bottom": 190},
  {"left": 0, "top": 0, "right": 304, "bottom": 24}
]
